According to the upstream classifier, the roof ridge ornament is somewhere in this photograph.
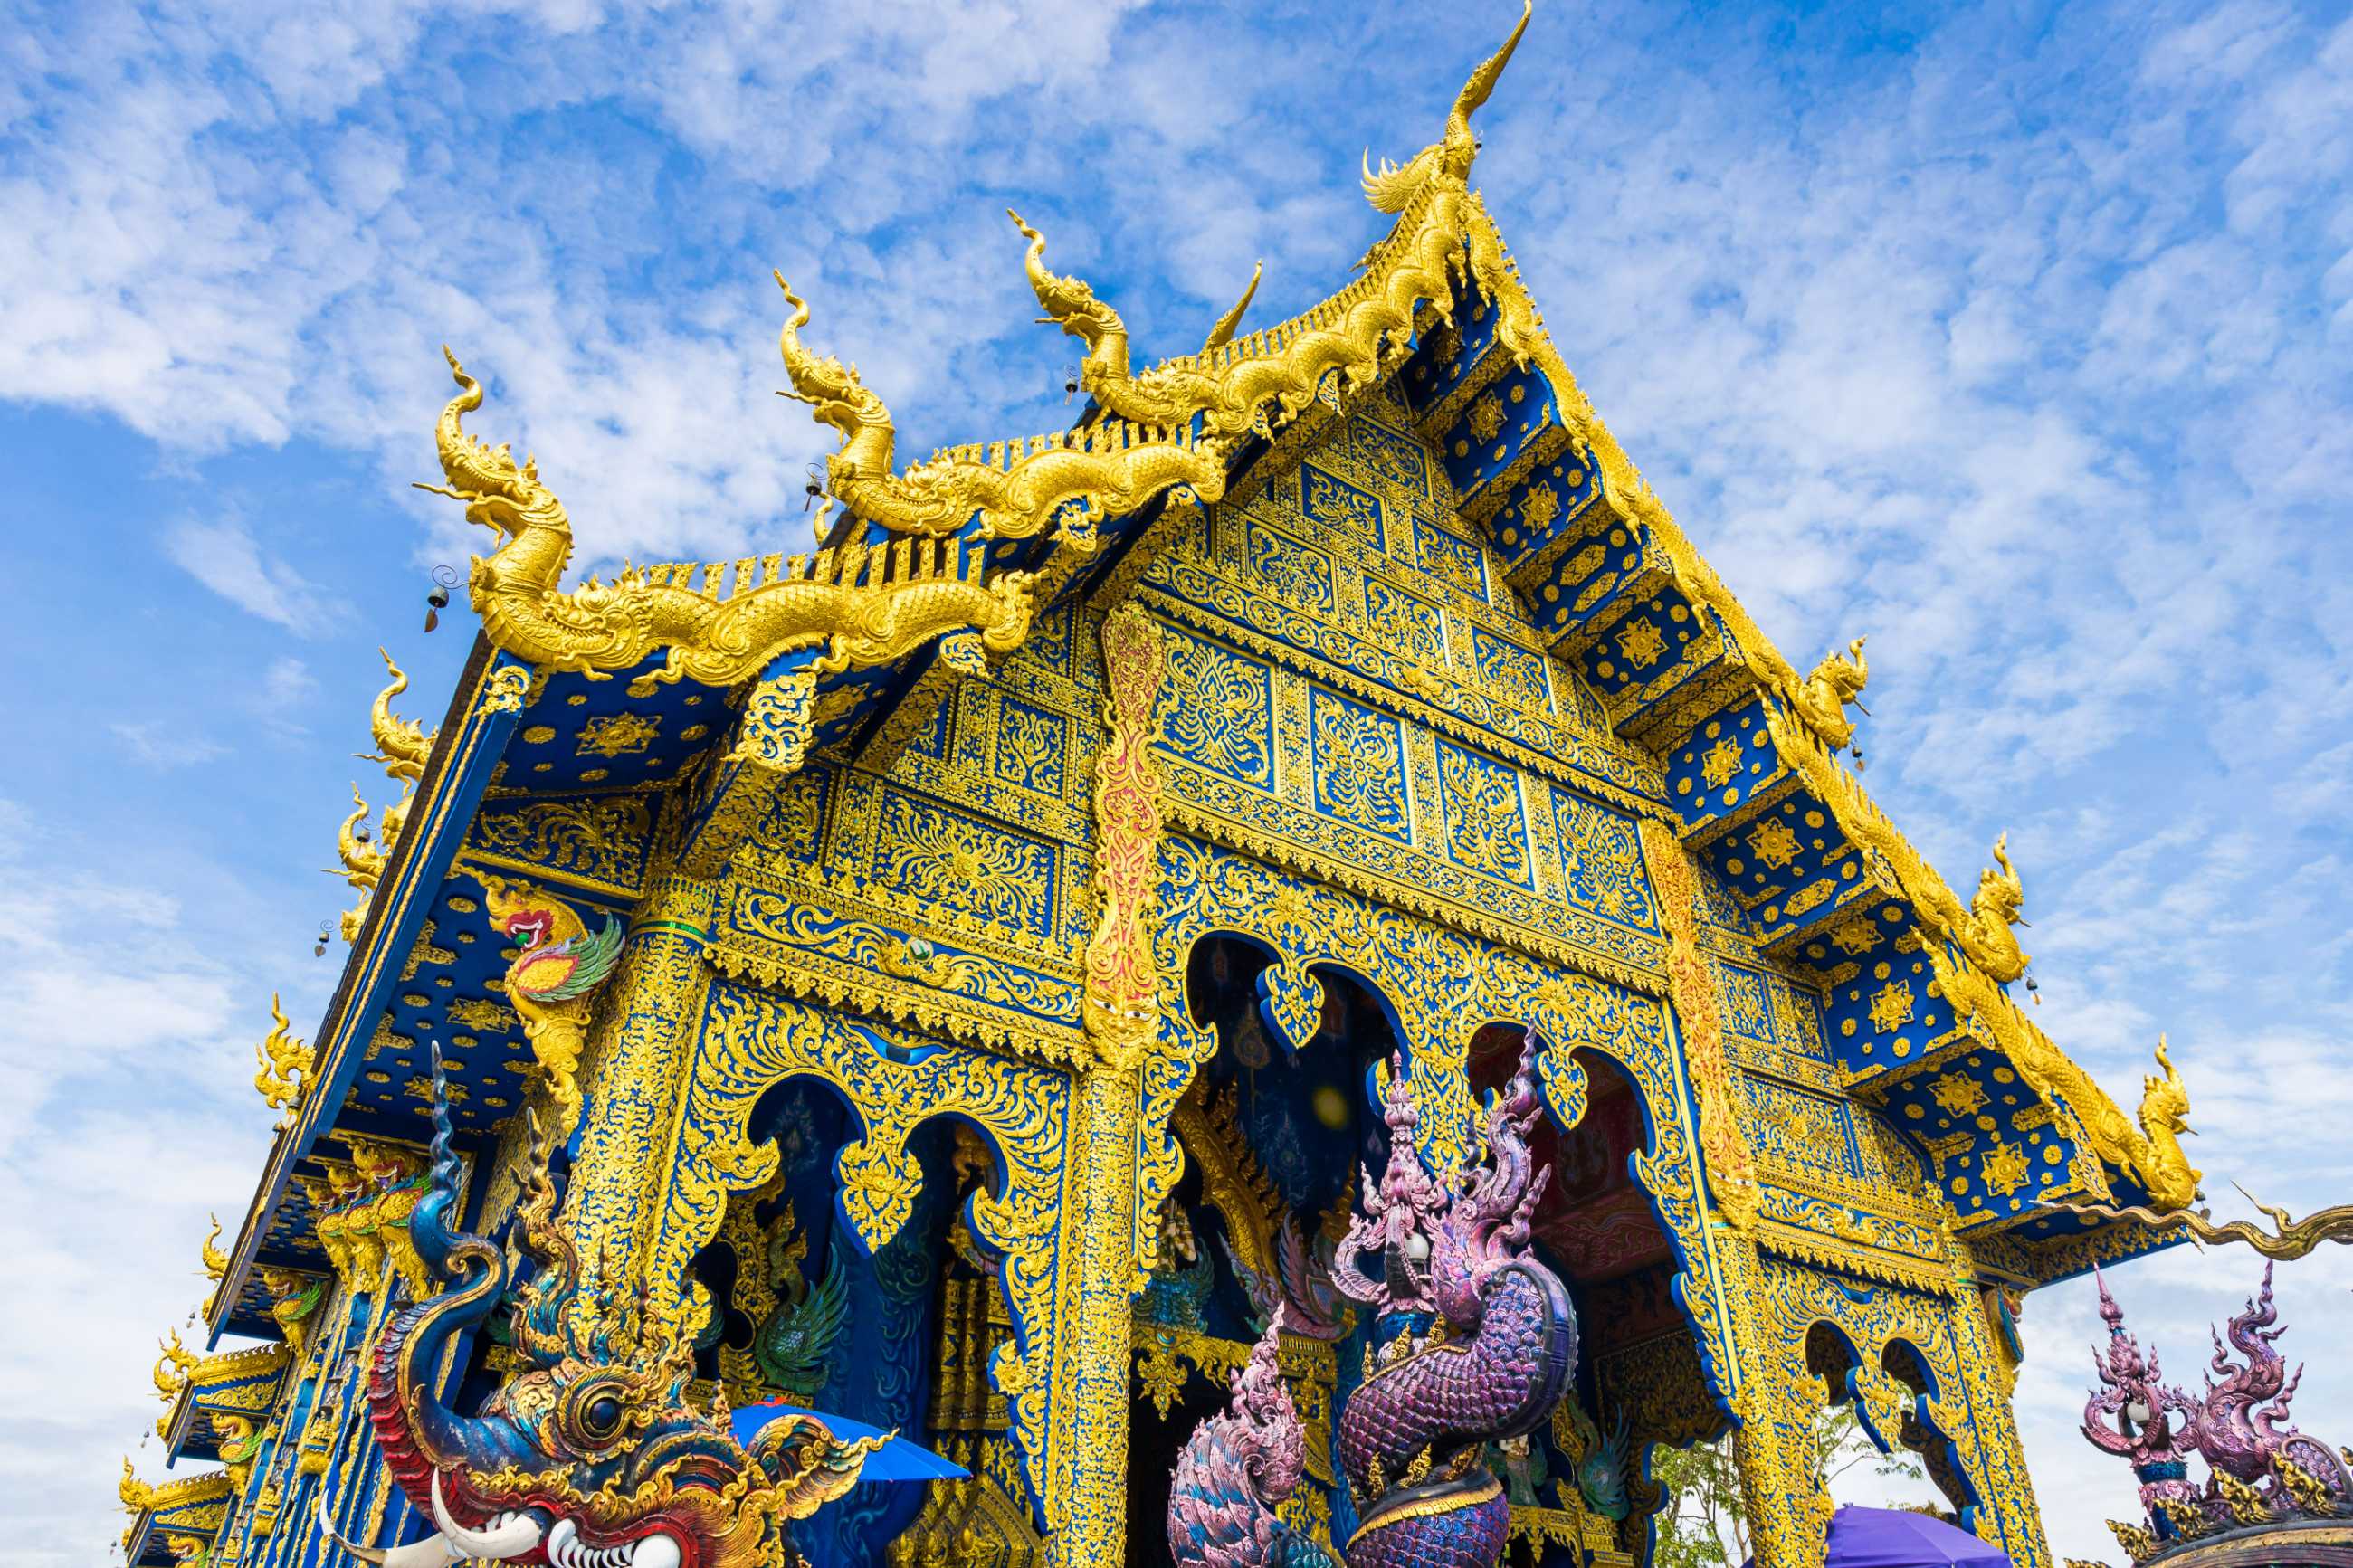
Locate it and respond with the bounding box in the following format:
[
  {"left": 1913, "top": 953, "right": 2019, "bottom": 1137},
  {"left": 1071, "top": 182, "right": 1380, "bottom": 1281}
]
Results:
[
  {"left": 1200, "top": 261, "right": 1262, "bottom": 353},
  {"left": 417, "top": 346, "right": 1038, "bottom": 689},
  {"left": 1362, "top": 0, "right": 1529, "bottom": 213},
  {"left": 776, "top": 268, "right": 1221, "bottom": 549}
]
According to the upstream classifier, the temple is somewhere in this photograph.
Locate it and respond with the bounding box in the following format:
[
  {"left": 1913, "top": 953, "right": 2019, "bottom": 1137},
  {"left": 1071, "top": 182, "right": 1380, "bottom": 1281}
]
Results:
[{"left": 119, "top": 9, "right": 2235, "bottom": 1567}]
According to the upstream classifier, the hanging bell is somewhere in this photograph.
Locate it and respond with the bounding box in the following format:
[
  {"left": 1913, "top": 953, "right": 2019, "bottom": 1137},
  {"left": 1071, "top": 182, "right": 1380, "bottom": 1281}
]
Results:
[
  {"left": 1062, "top": 363, "right": 1080, "bottom": 404},
  {"left": 354, "top": 823, "right": 372, "bottom": 845},
  {"left": 315, "top": 922, "right": 332, "bottom": 957},
  {"left": 1850, "top": 743, "right": 1867, "bottom": 773},
  {"left": 424, "top": 564, "right": 461, "bottom": 632},
  {"left": 803, "top": 463, "right": 825, "bottom": 512},
  {"left": 2024, "top": 974, "right": 2041, "bottom": 1005}
]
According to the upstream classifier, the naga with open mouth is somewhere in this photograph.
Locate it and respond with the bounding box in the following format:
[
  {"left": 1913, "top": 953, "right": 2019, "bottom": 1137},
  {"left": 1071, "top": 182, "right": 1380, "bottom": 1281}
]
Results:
[{"left": 324, "top": 1055, "right": 882, "bottom": 1568}]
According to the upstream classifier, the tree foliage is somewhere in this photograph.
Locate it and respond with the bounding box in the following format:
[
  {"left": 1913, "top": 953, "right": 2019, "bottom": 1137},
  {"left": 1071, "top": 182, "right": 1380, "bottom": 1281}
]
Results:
[{"left": 1646, "top": 1404, "right": 1928, "bottom": 1565}]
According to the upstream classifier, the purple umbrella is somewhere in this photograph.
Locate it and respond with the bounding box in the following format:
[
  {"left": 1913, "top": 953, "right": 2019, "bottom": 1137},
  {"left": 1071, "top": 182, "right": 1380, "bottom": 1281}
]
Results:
[{"left": 1746, "top": 1506, "right": 2011, "bottom": 1568}]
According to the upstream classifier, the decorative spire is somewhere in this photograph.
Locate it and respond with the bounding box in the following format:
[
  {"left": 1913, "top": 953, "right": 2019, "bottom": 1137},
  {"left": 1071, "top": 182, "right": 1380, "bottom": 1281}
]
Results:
[
  {"left": 1329, "top": 1056, "right": 1450, "bottom": 1313},
  {"left": 252, "top": 993, "right": 312, "bottom": 1129},
  {"left": 1199, "top": 261, "right": 1262, "bottom": 353},
  {"left": 1362, "top": 0, "right": 1530, "bottom": 212},
  {"left": 365, "top": 648, "right": 434, "bottom": 785},
  {"left": 199, "top": 1215, "right": 228, "bottom": 1282}
]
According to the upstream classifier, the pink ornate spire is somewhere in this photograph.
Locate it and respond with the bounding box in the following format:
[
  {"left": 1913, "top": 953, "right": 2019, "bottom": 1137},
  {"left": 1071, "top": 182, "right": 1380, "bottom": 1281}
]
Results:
[{"left": 1329, "top": 1056, "right": 1448, "bottom": 1314}]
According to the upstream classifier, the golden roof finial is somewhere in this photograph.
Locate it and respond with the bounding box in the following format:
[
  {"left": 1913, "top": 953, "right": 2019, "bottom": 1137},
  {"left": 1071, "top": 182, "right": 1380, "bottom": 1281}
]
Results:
[
  {"left": 364, "top": 648, "right": 434, "bottom": 786},
  {"left": 1201, "top": 261, "right": 1263, "bottom": 353},
  {"left": 200, "top": 1214, "right": 228, "bottom": 1282},
  {"left": 252, "top": 993, "right": 312, "bottom": 1128},
  {"left": 1363, "top": 0, "right": 1530, "bottom": 212}
]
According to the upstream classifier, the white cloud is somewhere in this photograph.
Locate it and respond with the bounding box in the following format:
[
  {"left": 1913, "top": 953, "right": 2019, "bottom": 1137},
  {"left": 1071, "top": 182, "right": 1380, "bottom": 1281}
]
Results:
[
  {"left": 110, "top": 722, "right": 227, "bottom": 769},
  {"left": 164, "top": 520, "right": 343, "bottom": 635}
]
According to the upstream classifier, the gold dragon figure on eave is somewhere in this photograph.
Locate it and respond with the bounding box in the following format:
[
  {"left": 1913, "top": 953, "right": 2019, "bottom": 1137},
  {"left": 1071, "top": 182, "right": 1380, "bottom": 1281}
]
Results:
[
  {"left": 416, "top": 349, "right": 1037, "bottom": 691},
  {"left": 1013, "top": 4, "right": 1532, "bottom": 443}
]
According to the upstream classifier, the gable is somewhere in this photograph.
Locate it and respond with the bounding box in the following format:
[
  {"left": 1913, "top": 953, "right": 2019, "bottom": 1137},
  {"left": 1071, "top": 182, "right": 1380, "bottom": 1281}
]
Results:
[{"left": 1129, "top": 373, "right": 1673, "bottom": 987}]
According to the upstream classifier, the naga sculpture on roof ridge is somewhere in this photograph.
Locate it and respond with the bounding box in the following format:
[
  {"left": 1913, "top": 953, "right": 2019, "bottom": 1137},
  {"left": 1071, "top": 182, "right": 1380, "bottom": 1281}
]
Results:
[
  {"left": 343, "top": 1058, "right": 884, "bottom": 1568},
  {"left": 418, "top": 347, "right": 1037, "bottom": 690},
  {"left": 1361, "top": 0, "right": 1529, "bottom": 214},
  {"left": 1788, "top": 635, "right": 1869, "bottom": 751},
  {"left": 1957, "top": 830, "right": 2032, "bottom": 984},
  {"left": 367, "top": 648, "right": 435, "bottom": 784},
  {"left": 774, "top": 273, "right": 1227, "bottom": 547},
  {"left": 1015, "top": 3, "right": 1528, "bottom": 445}
]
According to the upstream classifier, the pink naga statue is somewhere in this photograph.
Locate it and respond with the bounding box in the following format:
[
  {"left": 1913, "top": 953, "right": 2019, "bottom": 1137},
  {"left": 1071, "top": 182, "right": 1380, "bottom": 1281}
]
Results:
[
  {"left": 1167, "top": 1031, "right": 1577, "bottom": 1568},
  {"left": 2081, "top": 1262, "right": 2353, "bottom": 1566}
]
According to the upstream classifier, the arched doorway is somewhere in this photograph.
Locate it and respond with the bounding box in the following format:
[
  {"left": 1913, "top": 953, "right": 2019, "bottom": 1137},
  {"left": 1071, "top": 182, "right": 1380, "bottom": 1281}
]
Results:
[
  {"left": 1467, "top": 1024, "right": 1704, "bottom": 1567},
  {"left": 1118, "top": 935, "right": 1408, "bottom": 1568}
]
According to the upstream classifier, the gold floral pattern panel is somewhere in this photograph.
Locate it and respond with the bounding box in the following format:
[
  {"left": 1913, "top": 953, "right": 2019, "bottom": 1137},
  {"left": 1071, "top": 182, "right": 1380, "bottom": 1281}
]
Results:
[
  {"left": 1144, "top": 614, "right": 1668, "bottom": 984},
  {"left": 1136, "top": 368, "right": 1628, "bottom": 775}
]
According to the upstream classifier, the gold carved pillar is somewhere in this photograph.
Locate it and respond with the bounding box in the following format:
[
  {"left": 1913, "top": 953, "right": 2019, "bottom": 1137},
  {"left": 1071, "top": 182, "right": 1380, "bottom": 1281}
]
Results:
[
  {"left": 1941, "top": 1232, "right": 2054, "bottom": 1568},
  {"left": 1053, "top": 604, "right": 1167, "bottom": 1568},
  {"left": 1718, "top": 1239, "right": 1834, "bottom": 1568},
  {"left": 559, "top": 867, "right": 717, "bottom": 1331}
]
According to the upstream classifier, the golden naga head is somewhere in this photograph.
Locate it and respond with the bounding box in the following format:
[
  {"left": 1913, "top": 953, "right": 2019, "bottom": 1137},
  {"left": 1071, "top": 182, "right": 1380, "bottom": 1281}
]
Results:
[
  {"left": 773, "top": 272, "right": 895, "bottom": 464},
  {"left": 416, "top": 348, "right": 571, "bottom": 546},
  {"left": 1362, "top": 1, "right": 1530, "bottom": 212},
  {"left": 1008, "top": 208, "right": 1125, "bottom": 355},
  {"left": 2141, "top": 1035, "right": 2194, "bottom": 1136},
  {"left": 1976, "top": 831, "right": 2024, "bottom": 922},
  {"left": 367, "top": 649, "right": 434, "bottom": 785}
]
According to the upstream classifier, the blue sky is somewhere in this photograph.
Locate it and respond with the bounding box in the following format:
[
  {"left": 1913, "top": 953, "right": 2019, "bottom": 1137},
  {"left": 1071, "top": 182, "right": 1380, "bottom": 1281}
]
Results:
[{"left": 5, "top": 1, "right": 2349, "bottom": 1563}]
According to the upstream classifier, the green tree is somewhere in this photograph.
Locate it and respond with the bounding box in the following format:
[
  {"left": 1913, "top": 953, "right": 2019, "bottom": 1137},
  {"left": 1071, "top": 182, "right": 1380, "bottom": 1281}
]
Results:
[{"left": 1647, "top": 1404, "right": 1928, "bottom": 1565}]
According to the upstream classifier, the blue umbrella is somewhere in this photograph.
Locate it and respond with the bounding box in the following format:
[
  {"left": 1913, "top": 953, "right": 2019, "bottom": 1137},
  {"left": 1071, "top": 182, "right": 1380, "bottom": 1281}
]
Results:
[{"left": 729, "top": 1402, "right": 968, "bottom": 1484}]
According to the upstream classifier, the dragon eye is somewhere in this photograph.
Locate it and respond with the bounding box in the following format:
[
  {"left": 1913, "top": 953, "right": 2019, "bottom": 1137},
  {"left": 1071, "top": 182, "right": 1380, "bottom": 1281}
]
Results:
[{"left": 563, "top": 1373, "right": 634, "bottom": 1450}]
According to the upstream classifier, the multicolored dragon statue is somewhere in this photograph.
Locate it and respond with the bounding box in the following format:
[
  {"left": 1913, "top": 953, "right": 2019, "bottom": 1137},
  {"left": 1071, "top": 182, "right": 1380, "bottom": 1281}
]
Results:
[
  {"left": 1169, "top": 1308, "right": 1331, "bottom": 1568},
  {"left": 2077, "top": 1263, "right": 2353, "bottom": 1565},
  {"left": 1170, "top": 1034, "right": 1577, "bottom": 1568},
  {"left": 2083, "top": 1265, "right": 2206, "bottom": 1528},
  {"left": 327, "top": 1053, "right": 883, "bottom": 1568}
]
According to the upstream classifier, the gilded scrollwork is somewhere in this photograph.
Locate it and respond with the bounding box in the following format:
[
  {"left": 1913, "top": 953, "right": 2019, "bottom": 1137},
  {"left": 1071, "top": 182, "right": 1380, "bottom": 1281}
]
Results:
[{"left": 661, "top": 982, "right": 1073, "bottom": 1516}]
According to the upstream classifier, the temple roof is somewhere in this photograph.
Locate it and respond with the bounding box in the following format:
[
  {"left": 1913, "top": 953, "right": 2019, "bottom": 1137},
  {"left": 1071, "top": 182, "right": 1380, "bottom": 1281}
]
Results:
[{"left": 203, "top": 3, "right": 2200, "bottom": 1340}]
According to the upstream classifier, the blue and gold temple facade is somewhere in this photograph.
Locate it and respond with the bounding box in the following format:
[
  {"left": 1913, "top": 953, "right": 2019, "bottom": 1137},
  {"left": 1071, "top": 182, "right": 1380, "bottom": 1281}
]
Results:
[{"left": 119, "top": 13, "right": 2207, "bottom": 1568}]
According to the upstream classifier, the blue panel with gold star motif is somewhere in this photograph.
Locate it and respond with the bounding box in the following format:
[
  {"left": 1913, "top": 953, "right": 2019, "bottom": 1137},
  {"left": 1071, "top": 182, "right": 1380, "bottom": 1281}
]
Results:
[
  {"left": 1490, "top": 452, "right": 1604, "bottom": 575},
  {"left": 1394, "top": 287, "right": 1508, "bottom": 422},
  {"left": 1699, "top": 788, "right": 1890, "bottom": 956},
  {"left": 1664, "top": 699, "right": 1786, "bottom": 827},
  {"left": 1870, "top": 1048, "right": 2087, "bottom": 1230},
  {"left": 1434, "top": 360, "right": 1558, "bottom": 502}
]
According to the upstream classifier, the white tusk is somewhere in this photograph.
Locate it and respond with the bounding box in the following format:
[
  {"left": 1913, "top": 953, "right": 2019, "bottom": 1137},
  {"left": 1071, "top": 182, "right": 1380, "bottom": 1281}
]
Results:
[
  {"left": 545, "top": 1518, "right": 580, "bottom": 1568},
  {"left": 319, "top": 1518, "right": 460, "bottom": 1568},
  {"left": 431, "top": 1470, "right": 543, "bottom": 1560}
]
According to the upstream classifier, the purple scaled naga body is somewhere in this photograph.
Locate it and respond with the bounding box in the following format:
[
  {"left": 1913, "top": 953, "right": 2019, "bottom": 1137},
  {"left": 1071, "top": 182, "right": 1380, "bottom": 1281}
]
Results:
[
  {"left": 1167, "top": 1032, "right": 1576, "bottom": 1568},
  {"left": 1168, "top": 1307, "right": 1338, "bottom": 1568},
  {"left": 1333, "top": 1038, "right": 1576, "bottom": 1568}
]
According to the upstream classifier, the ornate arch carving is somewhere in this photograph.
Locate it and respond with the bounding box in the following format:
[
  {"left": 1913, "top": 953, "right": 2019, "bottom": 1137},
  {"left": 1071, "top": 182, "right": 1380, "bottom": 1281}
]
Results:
[{"left": 650, "top": 979, "right": 1075, "bottom": 1519}]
